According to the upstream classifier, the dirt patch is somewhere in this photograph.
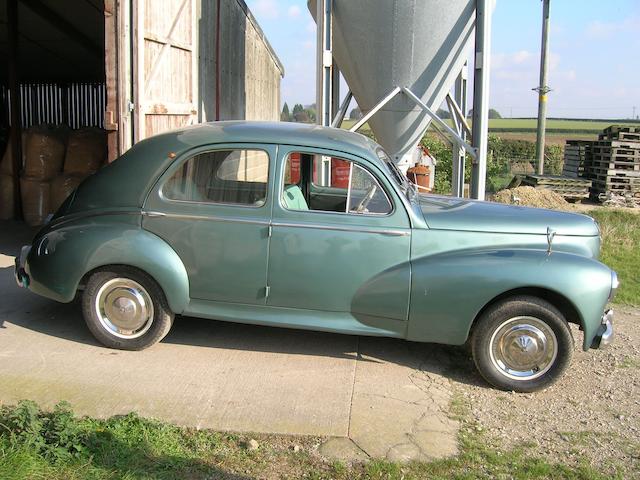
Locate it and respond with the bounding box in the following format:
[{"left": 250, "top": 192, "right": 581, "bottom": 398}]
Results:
[
  {"left": 491, "top": 186, "right": 570, "bottom": 210},
  {"left": 456, "top": 307, "right": 640, "bottom": 478}
]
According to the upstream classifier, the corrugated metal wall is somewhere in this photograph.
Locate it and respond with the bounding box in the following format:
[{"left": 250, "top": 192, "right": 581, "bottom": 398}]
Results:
[{"left": 2, "top": 83, "right": 106, "bottom": 129}]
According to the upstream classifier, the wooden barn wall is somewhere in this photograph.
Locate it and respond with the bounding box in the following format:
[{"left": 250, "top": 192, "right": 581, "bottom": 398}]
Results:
[
  {"left": 243, "top": 8, "right": 281, "bottom": 121},
  {"left": 197, "top": 0, "right": 282, "bottom": 122}
]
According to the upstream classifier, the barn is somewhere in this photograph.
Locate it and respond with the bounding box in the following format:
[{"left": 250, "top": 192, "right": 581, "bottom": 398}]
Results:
[{"left": 0, "top": 0, "right": 284, "bottom": 224}]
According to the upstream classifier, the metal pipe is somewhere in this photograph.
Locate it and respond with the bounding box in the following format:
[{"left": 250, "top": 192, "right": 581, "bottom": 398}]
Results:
[
  {"left": 403, "top": 87, "right": 477, "bottom": 159},
  {"left": 349, "top": 86, "right": 401, "bottom": 133},
  {"left": 331, "top": 90, "right": 352, "bottom": 128},
  {"left": 534, "top": 0, "right": 551, "bottom": 175},
  {"left": 471, "top": 0, "right": 492, "bottom": 200},
  {"left": 450, "top": 64, "right": 468, "bottom": 197}
]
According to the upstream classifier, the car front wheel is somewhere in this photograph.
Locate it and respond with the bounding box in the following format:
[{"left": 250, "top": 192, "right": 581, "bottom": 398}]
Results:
[
  {"left": 82, "top": 267, "right": 174, "bottom": 350},
  {"left": 471, "top": 296, "right": 573, "bottom": 392}
]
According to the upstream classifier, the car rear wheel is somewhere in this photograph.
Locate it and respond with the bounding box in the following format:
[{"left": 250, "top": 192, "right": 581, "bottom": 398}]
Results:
[
  {"left": 471, "top": 296, "right": 573, "bottom": 392},
  {"left": 82, "top": 267, "right": 173, "bottom": 350}
]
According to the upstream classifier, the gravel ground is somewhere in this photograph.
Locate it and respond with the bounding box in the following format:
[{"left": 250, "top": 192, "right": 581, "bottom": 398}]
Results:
[{"left": 455, "top": 306, "right": 640, "bottom": 478}]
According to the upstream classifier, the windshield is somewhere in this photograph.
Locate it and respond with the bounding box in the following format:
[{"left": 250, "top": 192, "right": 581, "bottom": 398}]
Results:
[{"left": 375, "top": 148, "right": 418, "bottom": 200}]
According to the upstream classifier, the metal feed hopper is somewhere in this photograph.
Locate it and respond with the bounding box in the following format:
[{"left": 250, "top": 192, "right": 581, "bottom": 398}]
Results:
[{"left": 310, "top": 0, "right": 475, "bottom": 163}]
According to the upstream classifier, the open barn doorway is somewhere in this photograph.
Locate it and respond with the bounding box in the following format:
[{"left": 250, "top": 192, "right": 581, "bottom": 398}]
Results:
[{"left": 0, "top": 0, "right": 106, "bottom": 226}]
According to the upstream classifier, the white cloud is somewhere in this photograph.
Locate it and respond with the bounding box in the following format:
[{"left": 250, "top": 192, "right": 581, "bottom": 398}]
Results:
[
  {"left": 248, "top": 0, "right": 279, "bottom": 20},
  {"left": 587, "top": 16, "right": 640, "bottom": 39},
  {"left": 288, "top": 5, "right": 301, "bottom": 18}
]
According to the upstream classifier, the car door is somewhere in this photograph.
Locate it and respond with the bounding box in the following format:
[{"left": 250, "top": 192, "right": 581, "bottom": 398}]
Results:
[
  {"left": 267, "top": 146, "right": 412, "bottom": 333},
  {"left": 143, "top": 143, "right": 276, "bottom": 305}
]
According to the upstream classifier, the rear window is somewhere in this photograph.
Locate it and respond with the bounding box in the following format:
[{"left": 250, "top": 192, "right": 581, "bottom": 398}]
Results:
[{"left": 163, "top": 149, "right": 270, "bottom": 207}]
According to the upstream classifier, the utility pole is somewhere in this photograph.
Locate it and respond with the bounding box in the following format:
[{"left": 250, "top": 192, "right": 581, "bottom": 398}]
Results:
[{"left": 534, "top": 0, "right": 551, "bottom": 175}]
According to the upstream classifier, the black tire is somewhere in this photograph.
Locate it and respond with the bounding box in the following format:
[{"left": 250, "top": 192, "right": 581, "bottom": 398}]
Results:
[
  {"left": 82, "top": 266, "right": 174, "bottom": 350},
  {"left": 471, "top": 296, "right": 573, "bottom": 392}
]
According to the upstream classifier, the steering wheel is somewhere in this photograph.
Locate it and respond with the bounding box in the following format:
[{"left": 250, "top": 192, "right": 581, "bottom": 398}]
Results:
[{"left": 355, "top": 184, "right": 377, "bottom": 213}]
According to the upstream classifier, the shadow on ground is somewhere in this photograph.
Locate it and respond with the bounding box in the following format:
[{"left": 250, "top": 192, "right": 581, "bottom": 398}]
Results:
[{"left": 0, "top": 220, "right": 486, "bottom": 390}]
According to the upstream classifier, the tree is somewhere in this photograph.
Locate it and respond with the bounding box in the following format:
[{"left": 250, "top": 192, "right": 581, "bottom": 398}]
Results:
[
  {"left": 349, "top": 107, "right": 362, "bottom": 120},
  {"left": 436, "top": 108, "right": 451, "bottom": 119},
  {"left": 281, "top": 103, "right": 291, "bottom": 121},
  {"left": 304, "top": 107, "right": 316, "bottom": 122},
  {"left": 292, "top": 104, "right": 304, "bottom": 115},
  {"left": 466, "top": 108, "right": 502, "bottom": 119},
  {"left": 293, "top": 110, "right": 310, "bottom": 123}
]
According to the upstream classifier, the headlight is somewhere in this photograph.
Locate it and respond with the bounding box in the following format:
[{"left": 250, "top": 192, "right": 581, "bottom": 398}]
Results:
[{"left": 609, "top": 271, "right": 619, "bottom": 301}]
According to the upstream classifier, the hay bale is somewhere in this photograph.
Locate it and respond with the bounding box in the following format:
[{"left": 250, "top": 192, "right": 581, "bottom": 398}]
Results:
[
  {"left": 492, "top": 186, "right": 569, "bottom": 210},
  {"left": 24, "top": 125, "right": 66, "bottom": 180},
  {"left": 50, "top": 174, "right": 83, "bottom": 212},
  {"left": 0, "top": 132, "right": 26, "bottom": 176},
  {"left": 63, "top": 127, "right": 106, "bottom": 175},
  {"left": 20, "top": 176, "right": 51, "bottom": 226},
  {"left": 0, "top": 173, "right": 14, "bottom": 220}
]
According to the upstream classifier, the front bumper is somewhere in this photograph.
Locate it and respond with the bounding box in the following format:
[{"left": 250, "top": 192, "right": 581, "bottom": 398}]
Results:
[
  {"left": 14, "top": 245, "right": 31, "bottom": 288},
  {"left": 591, "top": 309, "right": 614, "bottom": 349}
]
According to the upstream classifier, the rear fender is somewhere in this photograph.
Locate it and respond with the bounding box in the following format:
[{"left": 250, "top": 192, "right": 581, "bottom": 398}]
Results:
[{"left": 25, "top": 215, "right": 190, "bottom": 314}]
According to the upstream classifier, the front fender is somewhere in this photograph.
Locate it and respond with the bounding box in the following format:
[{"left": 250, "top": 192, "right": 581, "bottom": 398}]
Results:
[
  {"left": 407, "top": 248, "right": 612, "bottom": 350},
  {"left": 25, "top": 215, "right": 190, "bottom": 314}
]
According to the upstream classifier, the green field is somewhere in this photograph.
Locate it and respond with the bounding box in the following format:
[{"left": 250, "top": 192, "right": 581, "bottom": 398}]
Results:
[
  {"left": 341, "top": 117, "right": 640, "bottom": 146},
  {"left": 487, "top": 118, "right": 639, "bottom": 133}
]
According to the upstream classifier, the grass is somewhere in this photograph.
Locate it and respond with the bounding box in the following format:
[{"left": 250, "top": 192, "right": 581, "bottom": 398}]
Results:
[
  {"left": 0, "top": 400, "right": 625, "bottom": 480},
  {"left": 588, "top": 209, "right": 640, "bottom": 306}
]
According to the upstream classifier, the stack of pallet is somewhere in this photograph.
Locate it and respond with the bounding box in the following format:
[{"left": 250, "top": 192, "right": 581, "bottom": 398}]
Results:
[
  {"left": 589, "top": 126, "right": 640, "bottom": 200},
  {"left": 562, "top": 140, "right": 592, "bottom": 178},
  {"left": 521, "top": 174, "right": 592, "bottom": 202}
]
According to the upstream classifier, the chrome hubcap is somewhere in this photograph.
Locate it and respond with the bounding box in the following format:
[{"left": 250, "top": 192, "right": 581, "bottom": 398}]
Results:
[
  {"left": 489, "top": 316, "right": 557, "bottom": 380},
  {"left": 95, "top": 278, "right": 154, "bottom": 339}
]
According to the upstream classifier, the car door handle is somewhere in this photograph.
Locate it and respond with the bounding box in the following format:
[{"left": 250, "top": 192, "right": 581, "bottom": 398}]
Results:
[{"left": 142, "top": 211, "right": 166, "bottom": 218}]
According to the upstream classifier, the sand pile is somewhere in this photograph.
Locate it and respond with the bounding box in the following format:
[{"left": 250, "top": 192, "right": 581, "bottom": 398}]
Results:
[{"left": 492, "top": 186, "right": 569, "bottom": 210}]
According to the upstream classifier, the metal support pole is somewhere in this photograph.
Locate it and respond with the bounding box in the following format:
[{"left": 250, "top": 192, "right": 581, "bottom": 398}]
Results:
[
  {"left": 534, "top": 0, "right": 551, "bottom": 175},
  {"left": 316, "top": 0, "right": 333, "bottom": 127},
  {"left": 471, "top": 0, "right": 492, "bottom": 200},
  {"left": 331, "top": 60, "right": 340, "bottom": 122},
  {"left": 332, "top": 90, "right": 352, "bottom": 128},
  {"left": 452, "top": 63, "right": 468, "bottom": 197},
  {"left": 8, "top": 0, "right": 23, "bottom": 219},
  {"left": 349, "top": 86, "right": 401, "bottom": 133}
]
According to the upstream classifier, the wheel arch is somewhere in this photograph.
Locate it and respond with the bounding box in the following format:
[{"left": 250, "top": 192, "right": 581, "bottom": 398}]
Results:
[{"left": 468, "top": 287, "right": 583, "bottom": 340}]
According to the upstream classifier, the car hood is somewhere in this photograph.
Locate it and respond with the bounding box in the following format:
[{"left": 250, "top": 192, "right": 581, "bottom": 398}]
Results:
[{"left": 418, "top": 194, "right": 599, "bottom": 236}]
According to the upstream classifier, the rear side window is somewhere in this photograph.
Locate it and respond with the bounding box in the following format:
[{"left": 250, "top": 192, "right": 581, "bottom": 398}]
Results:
[{"left": 163, "top": 149, "right": 269, "bottom": 206}]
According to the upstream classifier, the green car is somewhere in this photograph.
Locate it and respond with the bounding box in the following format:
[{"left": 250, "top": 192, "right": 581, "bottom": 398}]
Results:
[{"left": 15, "top": 121, "right": 616, "bottom": 392}]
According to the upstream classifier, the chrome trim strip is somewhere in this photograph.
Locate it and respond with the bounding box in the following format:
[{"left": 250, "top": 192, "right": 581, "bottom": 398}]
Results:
[
  {"left": 159, "top": 212, "right": 270, "bottom": 226},
  {"left": 42, "top": 209, "right": 142, "bottom": 232},
  {"left": 271, "top": 221, "right": 410, "bottom": 236}
]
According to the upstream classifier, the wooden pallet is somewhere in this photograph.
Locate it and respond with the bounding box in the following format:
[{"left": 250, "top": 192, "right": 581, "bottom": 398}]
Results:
[
  {"left": 591, "top": 157, "right": 640, "bottom": 171},
  {"left": 522, "top": 174, "right": 591, "bottom": 200},
  {"left": 592, "top": 147, "right": 640, "bottom": 158},
  {"left": 603, "top": 125, "right": 640, "bottom": 135},
  {"left": 598, "top": 131, "right": 640, "bottom": 142}
]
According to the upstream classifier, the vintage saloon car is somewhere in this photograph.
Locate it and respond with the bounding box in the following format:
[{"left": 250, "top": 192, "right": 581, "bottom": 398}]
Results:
[{"left": 15, "top": 121, "right": 616, "bottom": 392}]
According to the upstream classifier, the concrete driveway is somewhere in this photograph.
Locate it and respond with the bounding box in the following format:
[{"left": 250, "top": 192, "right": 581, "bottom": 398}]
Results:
[{"left": 0, "top": 220, "right": 465, "bottom": 462}]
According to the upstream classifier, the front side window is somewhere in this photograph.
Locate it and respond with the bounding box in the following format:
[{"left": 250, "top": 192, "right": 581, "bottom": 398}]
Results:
[
  {"left": 282, "top": 152, "right": 392, "bottom": 215},
  {"left": 164, "top": 149, "right": 269, "bottom": 206}
]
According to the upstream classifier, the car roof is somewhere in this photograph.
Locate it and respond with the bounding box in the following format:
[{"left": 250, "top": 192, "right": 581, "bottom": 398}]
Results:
[
  {"left": 67, "top": 121, "right": 386, "bottom": 213},
  {"left": 168, "top": 121, "right": 383, "bottom": 160}
]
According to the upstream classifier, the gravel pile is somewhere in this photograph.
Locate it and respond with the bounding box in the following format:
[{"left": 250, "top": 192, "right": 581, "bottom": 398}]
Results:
[{"left": 492, "top": 186, "right": 569, "bottom": 210}]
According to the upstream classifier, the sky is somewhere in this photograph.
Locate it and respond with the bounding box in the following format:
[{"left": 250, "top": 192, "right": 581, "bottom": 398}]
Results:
[{"left": 245, "top": 0, "right": 640, "bottom": 119}]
